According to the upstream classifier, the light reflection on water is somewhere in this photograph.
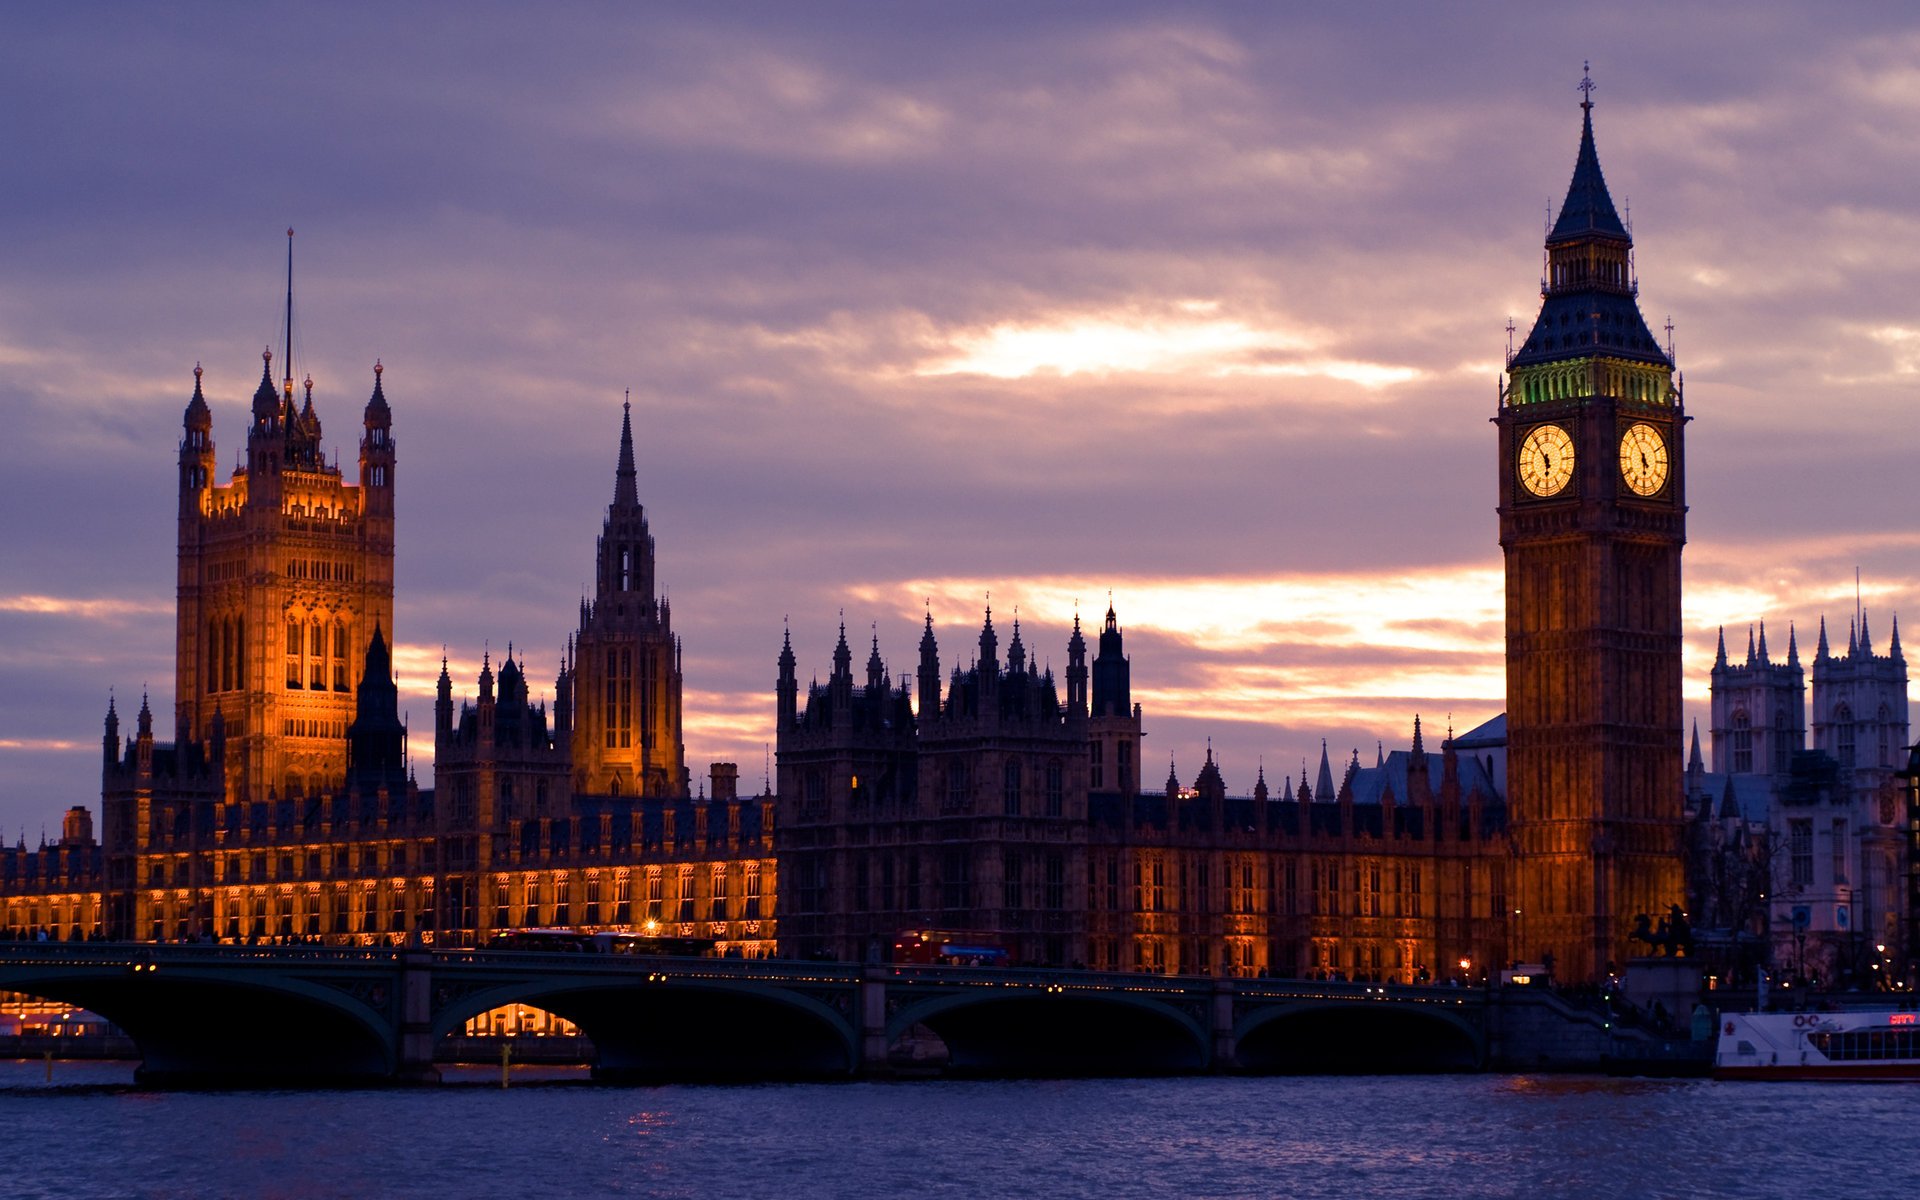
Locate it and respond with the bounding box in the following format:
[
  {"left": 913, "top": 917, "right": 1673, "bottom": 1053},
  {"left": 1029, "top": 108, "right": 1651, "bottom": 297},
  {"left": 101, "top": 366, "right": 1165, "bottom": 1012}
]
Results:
[{"left": 0, "top": 1060, "right": 1911, "bottom": 1200}]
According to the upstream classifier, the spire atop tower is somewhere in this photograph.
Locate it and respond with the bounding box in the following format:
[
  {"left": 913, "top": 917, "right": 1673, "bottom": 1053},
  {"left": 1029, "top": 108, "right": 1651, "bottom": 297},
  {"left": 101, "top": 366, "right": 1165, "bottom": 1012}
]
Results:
[
  {"left": 1746, "top": 625, "right": 1757, "bottom": 667},
  {"left": 1715, "top": 626, "right": 1727, "bottom": 668},
  {"left": 1314, "top": 739, "right": 1336, "bottom": 802},
  {"left": 614, "top": 397, "right": 639, "bottom": 509},
  {"left": 1817, "top": 615, "right": 1831, "bottom": 660},
  {"left": 1551, "top": 65, "right": 1626, "bottom": 244},
  {"left": 1757, "top": 621, "right": 1770, "bottom": 665},
  {"left": 281, "top": 228, "right": 296, "bottom": 406},
  {"left": 1688, "top": 719, "right": 1703, "bottom": 773},
  {"left": 1892, "top": 614, "right": 1904, "bottom": 661},
  {"left": 1787, "top": 622, "right": 1800, "bottom": 667}
]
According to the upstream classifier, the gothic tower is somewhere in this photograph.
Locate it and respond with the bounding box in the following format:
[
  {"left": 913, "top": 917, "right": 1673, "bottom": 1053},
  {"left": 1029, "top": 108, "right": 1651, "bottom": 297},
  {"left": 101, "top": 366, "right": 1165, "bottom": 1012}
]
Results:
[
  {"left": 1498, "top": 77, "right": 1687, "bottom": 982},
  {"left": 173, "top": 235, "right": 396, "bottom": 803},
  {"left": 1709, "top": 623, "right": 1805, "bottom": 783},
  {"left": 568, "top": 402, "right": 687, "bottom": 797}
]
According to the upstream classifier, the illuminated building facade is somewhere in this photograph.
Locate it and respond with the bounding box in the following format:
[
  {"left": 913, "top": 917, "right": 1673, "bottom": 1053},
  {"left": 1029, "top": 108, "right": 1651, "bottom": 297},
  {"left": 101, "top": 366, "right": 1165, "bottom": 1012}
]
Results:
[
  {"left": 0, "top": 322, "right": 773, "bottom": 952},
  {"left": 175, "top": 352, "right": 396, "bottom": 807}
]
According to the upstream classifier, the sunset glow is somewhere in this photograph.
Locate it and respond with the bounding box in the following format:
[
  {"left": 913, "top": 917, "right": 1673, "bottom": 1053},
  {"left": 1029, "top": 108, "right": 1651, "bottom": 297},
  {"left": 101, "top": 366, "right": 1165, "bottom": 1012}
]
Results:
[{"left": 5, "top": 7, "right": 1920, "bottom": 829}]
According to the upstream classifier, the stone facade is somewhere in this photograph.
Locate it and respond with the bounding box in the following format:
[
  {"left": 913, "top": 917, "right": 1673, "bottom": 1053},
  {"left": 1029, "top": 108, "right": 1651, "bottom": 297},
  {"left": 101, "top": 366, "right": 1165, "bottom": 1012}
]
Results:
[
  {"left": 1497, "top": 90, "right": 1688, "bottom": 982},
  {"left": 777, "top": 606, "right": 1513, "bottom": 980}
]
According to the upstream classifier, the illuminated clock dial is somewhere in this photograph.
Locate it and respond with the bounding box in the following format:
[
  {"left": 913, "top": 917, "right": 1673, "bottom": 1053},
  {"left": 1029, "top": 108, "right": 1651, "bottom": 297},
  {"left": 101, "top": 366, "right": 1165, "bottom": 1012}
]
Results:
[
  {"left": 1618, "top": 422, "right": 1669, "bottom": 496},
  {"left": 1518, "top": 424, "right": 1575, "bottom": 497}
]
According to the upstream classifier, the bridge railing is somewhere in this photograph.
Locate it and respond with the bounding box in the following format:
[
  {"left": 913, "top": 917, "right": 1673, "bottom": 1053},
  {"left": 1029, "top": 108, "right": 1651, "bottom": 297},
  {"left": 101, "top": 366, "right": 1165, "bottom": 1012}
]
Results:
[
  {"left": 431, "top": 949, "right": 862, "bottom": 985},
  {"left": 0, "top": 942, "right": 404, "bottom": 968}
]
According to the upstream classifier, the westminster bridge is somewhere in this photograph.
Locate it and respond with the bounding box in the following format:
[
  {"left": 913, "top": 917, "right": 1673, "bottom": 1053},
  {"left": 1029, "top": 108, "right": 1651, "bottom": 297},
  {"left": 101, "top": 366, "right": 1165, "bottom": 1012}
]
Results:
[{"left": 0, "top": 943, "right": 1631, "bottom": 1084}]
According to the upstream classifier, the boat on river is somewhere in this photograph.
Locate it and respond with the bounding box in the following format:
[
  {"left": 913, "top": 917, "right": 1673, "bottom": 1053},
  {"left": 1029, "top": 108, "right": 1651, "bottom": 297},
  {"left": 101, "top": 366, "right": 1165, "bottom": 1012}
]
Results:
[{"left": 1716, "top": 1009, "right": 1920, "bottom": 1080}]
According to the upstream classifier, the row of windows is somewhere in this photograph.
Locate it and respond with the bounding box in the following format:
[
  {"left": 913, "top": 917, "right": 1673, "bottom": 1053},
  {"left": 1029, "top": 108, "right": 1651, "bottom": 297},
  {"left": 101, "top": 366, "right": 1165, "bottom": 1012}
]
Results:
[
  {"left": 286, "top": 618, "right": 353, "bottom": 691},
  {"left": 1731, "top": 703, "right": 1900, "bottom": 771},
  {"left": 492, "top": 865, "right": 764, "bottom": 927},
  {"left": 1810, "top": 1029, "right": 1920, "bottom": 1062},
  {"left": 286, "top": 558, "right": 354, "bottom": 582},
  {"left": 280, "top": 718, "right": 346, "bottom": 740}
]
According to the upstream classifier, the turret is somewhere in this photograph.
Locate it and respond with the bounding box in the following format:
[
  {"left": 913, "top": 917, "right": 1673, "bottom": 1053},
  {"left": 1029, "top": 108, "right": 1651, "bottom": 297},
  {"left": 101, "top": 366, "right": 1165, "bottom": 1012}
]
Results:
[
  {"left": 359, "top": 360, "right": 395, "bottom": 509},
  {"left": 777, "top": 626, "right": 798, "bottom": 729},
  {"left": 434, "top": 653, "right": 454, "bottom": 746},
  {"left": 1091, "top": 603, "right": 1131, "bottom": 717},
  {"left": 180, "top": 364, "right": 215, "bottom": 513},
  {"left": 865, "top": 630, "right": 887, "bottom": 696},
  {"left": 246, "top": 348, "right": 281, "bottom": 479},
  {"left": 979, "top": 606, "right": 999, "bottom": 677},
  {"left": 916, "top": 612, "right": 941, "bottom": 722},
  {"left": 829, "top": 621, "right": 853, "bottom": 715},
  {"left": 1007, "top": 617, "right": 1026, "bottom": 676},
  {"left": 553, "top": 642, "right": 573, "bottom": 741},
  {"left": 1065, "top": 612, "right": 1088, "bottom": 718},
  {"left": 102, "top": 695, "right": 120, "bottom": 773},
  {"left": 135, "top": 691, "right": 154, "bottom": 773}
]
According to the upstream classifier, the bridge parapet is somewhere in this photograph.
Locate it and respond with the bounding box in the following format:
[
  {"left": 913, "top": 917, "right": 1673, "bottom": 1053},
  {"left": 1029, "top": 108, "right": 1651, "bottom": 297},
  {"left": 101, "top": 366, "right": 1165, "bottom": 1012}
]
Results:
[{"left": 0, "top": 946, "right": 1501, "bottom": 1082}]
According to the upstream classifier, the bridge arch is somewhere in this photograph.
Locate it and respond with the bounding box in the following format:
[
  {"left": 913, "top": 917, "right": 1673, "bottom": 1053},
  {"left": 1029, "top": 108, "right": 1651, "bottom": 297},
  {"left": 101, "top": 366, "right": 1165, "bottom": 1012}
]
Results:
[
  {"left": 0, "top": 959, "right": 396, "bottom": 1084},
  {"left": 889, "top": 987, "right": 1210, "bottom": 1076},
  {"left": 1234, "top": 1001, "right": 1484, "bottom": 1073},
  {"left": 432, "top": 973, "right": 857, "bottom": 1080}
]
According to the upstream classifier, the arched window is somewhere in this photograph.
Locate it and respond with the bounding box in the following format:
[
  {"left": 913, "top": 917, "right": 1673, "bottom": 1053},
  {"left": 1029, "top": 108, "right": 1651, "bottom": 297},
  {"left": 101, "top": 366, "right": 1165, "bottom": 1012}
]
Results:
[
  {"left": 207, "top": 618, "right": 220, "bottom": 693},
  {"left": 1046, "top": 759, "right": 1064, "bottom": 817},
  {"left": 1835, "top": 703, "right": 1856, "bottom": 769},
  {"left": 309, "top": 621, "right": 326, "bottom": 689},
  {"left": 1879, "top": 704, "right": 1892, "bottom": 768},
  {"left": 947, "top": 761, "right": 969, "bottom": 812},
  {"left": 1731, "top": 710, "right": 1752, "bottom": 773},
  {"left": 1003, "top": 760, "right": 1022, "bottom": 816},
  {"left": 1774, "top": 709, "right": 1791, "bottom": 773},
  {"left": 286, "top": 619, "right": 303, "bottom": 689},
  {"left": 333, "top": 620, "right": 349, "bottom": 691}
]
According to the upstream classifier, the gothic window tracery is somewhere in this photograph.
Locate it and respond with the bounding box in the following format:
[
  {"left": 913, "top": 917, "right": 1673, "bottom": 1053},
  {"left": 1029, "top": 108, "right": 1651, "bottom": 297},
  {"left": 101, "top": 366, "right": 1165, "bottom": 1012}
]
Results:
[{"left": 1731, "top": 710, "right": 1752, "bottom": 773}]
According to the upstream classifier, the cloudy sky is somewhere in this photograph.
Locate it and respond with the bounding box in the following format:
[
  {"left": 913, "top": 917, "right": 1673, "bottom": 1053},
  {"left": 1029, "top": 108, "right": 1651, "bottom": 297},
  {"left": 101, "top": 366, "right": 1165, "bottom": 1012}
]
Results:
[{"left": 4, "top": 4, "right": 1919, "bottom": 836}]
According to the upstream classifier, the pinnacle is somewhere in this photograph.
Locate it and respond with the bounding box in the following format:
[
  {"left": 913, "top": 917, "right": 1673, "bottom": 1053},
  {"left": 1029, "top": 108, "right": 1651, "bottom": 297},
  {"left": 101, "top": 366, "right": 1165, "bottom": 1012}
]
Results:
[{"left": 613, "top": 399, "right": 639, "bottom": 509}]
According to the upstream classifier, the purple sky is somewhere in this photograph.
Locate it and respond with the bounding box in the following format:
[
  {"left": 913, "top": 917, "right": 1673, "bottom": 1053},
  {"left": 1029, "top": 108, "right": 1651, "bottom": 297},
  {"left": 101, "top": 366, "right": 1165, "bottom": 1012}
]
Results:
[{"left": 5, "top": 5, "right": 1920, "bottom": 836}]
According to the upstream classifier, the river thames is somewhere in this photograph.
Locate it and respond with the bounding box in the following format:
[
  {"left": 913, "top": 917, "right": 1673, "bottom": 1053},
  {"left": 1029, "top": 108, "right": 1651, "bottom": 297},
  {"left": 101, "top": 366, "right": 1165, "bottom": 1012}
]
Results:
[{"left": 0, "top": 1061, "right": 1906, "bottom": 1199}]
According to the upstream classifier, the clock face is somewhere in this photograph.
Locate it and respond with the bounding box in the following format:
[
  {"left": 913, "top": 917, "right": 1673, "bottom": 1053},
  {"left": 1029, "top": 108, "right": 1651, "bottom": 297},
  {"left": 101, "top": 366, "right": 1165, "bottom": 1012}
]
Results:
[
  {"left": 1618, "top": 422, "right": 1669, "bottom": 496},
  {"left": 1518, "top": 424, "right": 1575, "bottom": 497}
]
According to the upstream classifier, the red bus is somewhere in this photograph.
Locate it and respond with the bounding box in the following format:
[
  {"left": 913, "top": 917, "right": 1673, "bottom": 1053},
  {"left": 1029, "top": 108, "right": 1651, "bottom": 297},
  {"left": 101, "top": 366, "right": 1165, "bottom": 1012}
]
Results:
[{"left": 892, "top": 929, "right": 1011, "bottom": 967}]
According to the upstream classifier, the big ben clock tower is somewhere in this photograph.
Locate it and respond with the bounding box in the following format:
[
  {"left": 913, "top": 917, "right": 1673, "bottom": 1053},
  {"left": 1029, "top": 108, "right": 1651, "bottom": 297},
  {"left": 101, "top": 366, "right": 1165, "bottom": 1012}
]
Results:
[{"left": 1499, "top": 73, "right": 1686, "bottom": 983}]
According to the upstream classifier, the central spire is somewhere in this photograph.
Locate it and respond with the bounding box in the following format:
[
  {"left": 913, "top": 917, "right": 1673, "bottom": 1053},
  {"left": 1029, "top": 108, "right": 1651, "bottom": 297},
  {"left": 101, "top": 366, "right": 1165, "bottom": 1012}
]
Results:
[
  {"left": 1508, "top": 67, "right": 1670, "bottom": 372},
  {"left": 1550, "top": 64, "right": 1627, "bottom": 244},
  {"left": 614, "top": 396, "right": 639, "bottom": 509}
]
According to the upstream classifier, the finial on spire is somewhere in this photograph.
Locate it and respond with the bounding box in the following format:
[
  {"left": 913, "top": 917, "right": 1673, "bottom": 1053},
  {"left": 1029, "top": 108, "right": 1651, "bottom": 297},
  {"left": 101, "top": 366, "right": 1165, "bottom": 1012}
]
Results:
[
  {"left": 1578, "top": 60, "right": 1595, "bottom": 112},
  {"left": 194, "top": 362, "right": 203, "bottom": 381},
  {"left": 374, "top": 358, "right": 383, "bottom": 378}
]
